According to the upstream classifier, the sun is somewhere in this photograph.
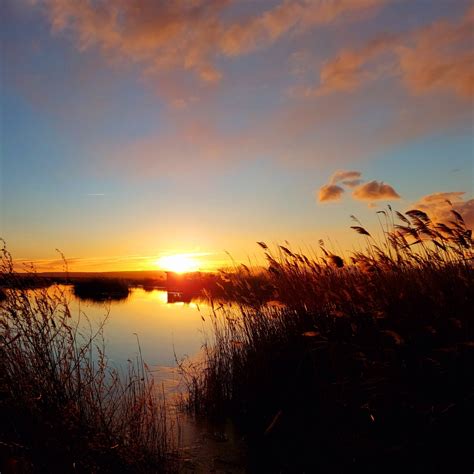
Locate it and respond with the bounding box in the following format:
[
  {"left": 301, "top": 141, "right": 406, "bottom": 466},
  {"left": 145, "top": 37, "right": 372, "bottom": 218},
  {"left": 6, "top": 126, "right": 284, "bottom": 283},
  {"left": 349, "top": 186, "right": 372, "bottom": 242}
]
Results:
[{"left": 155, "top": 254, "right": 200, "bottom": 273}]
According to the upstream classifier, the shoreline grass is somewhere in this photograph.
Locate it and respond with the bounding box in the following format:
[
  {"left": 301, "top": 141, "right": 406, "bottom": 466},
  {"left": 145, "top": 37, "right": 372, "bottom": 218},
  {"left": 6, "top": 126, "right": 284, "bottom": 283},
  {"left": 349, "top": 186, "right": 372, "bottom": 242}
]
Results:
[
  {"left": 180, "top": 207, "right": 474, "bottom": 471},
  {"left": 0, "top": 244, "right": 178, "bottom": 473},
  {"left": 1, "top": 206, "right": 472, "bottom": 472}
]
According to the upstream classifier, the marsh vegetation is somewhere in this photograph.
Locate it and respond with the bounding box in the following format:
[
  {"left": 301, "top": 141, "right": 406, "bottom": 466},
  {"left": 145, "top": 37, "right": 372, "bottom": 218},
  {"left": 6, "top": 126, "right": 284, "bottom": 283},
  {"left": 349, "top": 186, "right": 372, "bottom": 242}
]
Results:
[
  {"left": 181, "top": 207, "right": 474, "bottom": 471},
  {"left": 1, "top": 207, "right": 473, "bottom": 472},
  {"left": 0, "top": 247, "right": 178, "bottom": 473}
]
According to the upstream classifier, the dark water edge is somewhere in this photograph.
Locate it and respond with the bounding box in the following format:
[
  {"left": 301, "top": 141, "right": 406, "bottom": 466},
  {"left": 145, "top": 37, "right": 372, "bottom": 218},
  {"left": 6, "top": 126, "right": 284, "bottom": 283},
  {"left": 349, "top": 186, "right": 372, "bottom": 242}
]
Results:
[
  {"left": 178, "top": 416, "right": 246, "bottom": 473},
  {"left": 176, "top": 402, "right": 474, "bottom": 473}
]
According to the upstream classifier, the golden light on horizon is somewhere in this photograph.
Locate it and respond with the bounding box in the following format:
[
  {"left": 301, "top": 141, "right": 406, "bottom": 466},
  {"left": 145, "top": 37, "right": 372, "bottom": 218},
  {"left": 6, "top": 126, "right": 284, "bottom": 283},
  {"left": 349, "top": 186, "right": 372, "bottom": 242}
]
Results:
[{"left": 155, "top": 254, "right": 200, "bottom": 273}]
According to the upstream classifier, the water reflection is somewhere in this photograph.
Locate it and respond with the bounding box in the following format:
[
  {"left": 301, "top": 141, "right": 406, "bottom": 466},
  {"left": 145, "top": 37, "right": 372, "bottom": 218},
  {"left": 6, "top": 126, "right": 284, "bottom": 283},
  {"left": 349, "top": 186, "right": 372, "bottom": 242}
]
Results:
[
  {"left": 64, "top": 286, "right": 208, "bottom": 367},
  {"left": 3, "top": 284, "right": 245, "bottom": 469},
  {"left": 166, "top": 291, "right": 194, "bottom": 304}
]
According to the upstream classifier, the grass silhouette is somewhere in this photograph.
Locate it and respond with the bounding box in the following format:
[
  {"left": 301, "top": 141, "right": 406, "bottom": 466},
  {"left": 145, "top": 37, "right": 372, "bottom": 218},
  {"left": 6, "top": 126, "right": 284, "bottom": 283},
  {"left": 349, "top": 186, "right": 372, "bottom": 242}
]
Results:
[
  {"left": 1, "top": 206, "right": 472, "bottom": 472},
  {"left": 181, "top": 206, "right": 474, "bottom": 472},
  {"left": 0, "top": 244, "right": 177, "bottom": 473}
]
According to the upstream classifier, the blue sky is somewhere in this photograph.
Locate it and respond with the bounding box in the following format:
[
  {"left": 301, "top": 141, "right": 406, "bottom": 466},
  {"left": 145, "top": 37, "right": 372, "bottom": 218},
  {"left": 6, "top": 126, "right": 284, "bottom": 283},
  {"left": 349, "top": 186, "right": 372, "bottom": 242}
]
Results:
[{"left": 1, "top": 0, "right": 473, "bottom": 271}]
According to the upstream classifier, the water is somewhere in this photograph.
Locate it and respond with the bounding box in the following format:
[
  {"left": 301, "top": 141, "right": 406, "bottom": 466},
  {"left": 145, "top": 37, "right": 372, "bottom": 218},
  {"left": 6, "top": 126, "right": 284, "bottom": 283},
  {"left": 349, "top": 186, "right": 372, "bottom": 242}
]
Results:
[
  {"left": 14, "top": 285, "right": 246, "bottom": 470},
  {"left": 65, "top": 286, "right": 208, "bottom": 368}
]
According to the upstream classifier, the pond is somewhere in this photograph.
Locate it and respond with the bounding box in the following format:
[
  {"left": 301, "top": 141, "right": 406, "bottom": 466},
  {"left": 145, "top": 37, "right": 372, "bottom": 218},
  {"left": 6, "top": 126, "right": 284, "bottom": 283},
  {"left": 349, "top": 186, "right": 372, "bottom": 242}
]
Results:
[
  {"left": 65, "top": 286, "right": 208, "bottom": 367},
  {"left": 6, "top": 284, "right": 246, "bottom": 471},
  {"left": 39, "top": 284, "right": 217, "bottom": 402}
]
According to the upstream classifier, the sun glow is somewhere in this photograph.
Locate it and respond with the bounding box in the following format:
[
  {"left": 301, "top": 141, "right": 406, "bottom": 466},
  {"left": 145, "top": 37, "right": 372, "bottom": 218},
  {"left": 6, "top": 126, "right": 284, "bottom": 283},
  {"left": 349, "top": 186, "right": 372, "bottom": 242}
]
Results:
[{"left": 155, "top": 254, "right": 200, "bottom": 273}]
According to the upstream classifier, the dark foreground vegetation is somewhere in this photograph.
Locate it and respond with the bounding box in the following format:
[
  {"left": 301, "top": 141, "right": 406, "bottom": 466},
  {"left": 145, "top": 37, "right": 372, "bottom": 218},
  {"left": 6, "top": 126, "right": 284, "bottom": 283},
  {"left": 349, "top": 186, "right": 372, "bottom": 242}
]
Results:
[
  {"left": 1, "top": 207, "right": 473, "bottom": 473},
  {"left": 182, "top": 208, "right": 474, "bottom": 472},
  {"left": 0, "top": 246, "right": 177, "bottom": 473}
]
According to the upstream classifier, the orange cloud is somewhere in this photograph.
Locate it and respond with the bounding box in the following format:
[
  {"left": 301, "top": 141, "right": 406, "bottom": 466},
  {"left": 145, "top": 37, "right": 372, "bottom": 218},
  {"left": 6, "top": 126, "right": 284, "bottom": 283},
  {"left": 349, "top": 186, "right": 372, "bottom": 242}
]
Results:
[
  {"left": 352, "top": 180, "right": 400, "bottom": 201},
  {"left": 17, "top": 1, "right": 470, "bottom": 175},
  {"left": 412, "top": 192, "right": 474, "bottom": 229},
  {"left": 318, "top": 170, "right": 399, "bottom": 204},
  {"left": 313, "top": 5, "right": 474, "bottom": 98},
  {"left": 44, "top": 0, "right": 226, "bottom": 84},
  {"left": 396, "top": 14, "right": 474, "bottom": 98},
  {"left": 39, "top": 0, "right": 386, "bottom": 90},
  {"left": 318, "top": 169, "right": 363, "bottom": 202},
  {"left": 318, "top": 184, "right": 345, "bottom": 202},
  {"left": 220, "top": 0, "right": 386, "bottom": 56},
  {"left": 316, "top": 33, "right": 398, "bottom": 95}
]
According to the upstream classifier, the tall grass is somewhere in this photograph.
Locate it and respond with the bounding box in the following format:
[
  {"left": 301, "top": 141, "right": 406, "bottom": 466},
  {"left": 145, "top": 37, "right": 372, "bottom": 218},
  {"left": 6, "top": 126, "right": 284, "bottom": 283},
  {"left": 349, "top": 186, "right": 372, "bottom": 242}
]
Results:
[
  {"left": 0, "top": 244, "right": 177, "bottom": 472},
  {"left": 181, "top": 207, "right": 474, "bottom": 471}
]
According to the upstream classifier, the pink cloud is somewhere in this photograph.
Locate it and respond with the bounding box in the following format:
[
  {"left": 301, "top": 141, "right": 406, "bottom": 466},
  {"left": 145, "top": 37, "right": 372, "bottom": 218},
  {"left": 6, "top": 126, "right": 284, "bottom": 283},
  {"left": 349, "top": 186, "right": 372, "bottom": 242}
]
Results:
[
  {"left": 312, "top": 5, "right": 474, "bottom": 98},
  {"left": 316, "top": 33, "right": 398, "bottom": 95},
  {"left": 12, "top": 1, "right": 470, "bottom": 178},
  {"left": 220, "top": 0, "right": 385, "bottom": 56},
  {"left": 39, "top": 0, "right": 386, "bottom": 89}
]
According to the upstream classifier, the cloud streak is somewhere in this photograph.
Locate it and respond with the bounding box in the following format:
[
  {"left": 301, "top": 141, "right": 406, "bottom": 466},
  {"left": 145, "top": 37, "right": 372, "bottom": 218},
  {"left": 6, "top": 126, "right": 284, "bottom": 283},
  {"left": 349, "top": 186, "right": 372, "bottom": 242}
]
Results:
[
  {"left": 8, "top": 1, "right": 471, "bottom": 181},
  {"left": 311, "top": 5, "right": 474, "bottom": 98},
  {"left": 38, "top": 0, "right": 386, "bottom": 91},
  {"left": 330, "top": 169, "right": 362, "bottom": 184}
]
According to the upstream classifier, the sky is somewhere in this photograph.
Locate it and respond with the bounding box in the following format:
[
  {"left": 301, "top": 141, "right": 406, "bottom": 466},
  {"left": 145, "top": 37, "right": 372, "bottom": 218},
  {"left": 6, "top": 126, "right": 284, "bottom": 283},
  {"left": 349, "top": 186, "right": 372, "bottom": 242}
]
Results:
[{"left": 1, "top": 0, "right": 473, "bottom": 272}]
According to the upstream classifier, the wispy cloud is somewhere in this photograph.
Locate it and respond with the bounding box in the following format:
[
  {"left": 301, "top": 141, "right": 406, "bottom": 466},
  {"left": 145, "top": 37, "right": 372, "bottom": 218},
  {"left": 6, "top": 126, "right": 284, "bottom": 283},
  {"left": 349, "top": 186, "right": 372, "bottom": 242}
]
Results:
[
  {"left": 342, "top": 179, "right": 363, "bottom": 188},
  {"left": 7, "top": 1, "right": 471, "bottom": 183},
  {"left": 38, "top": 0, "right": 386, "bottom": 95},
  {"left": 309, "top": 4, "right": 474, "bottom": 98},
  {"left": 219, "top": 0, "right": 385, "bottom": 56},
  {"left": 12, "top": 251, "right": 225, "bottom": 272},
  {"left": 329, "top": 169, "right": 362, "bottom": 185},
  {"left": 12, "top": 254, "right": 157, "bottom": 272},
  {"left": 315, "top": 33, "right": 398, "bottom": 95}
]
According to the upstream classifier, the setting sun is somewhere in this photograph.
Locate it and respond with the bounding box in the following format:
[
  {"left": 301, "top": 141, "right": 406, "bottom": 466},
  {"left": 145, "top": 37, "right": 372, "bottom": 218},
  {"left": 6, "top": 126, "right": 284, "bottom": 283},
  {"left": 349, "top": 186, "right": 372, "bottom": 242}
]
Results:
[{"left": 155, "top": 254, "right": 200, "bottom": 273}]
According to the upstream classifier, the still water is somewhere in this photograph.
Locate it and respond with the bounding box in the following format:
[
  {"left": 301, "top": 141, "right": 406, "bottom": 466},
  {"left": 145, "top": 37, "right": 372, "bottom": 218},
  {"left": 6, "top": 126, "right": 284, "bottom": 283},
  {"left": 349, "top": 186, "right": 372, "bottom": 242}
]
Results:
[
  {"left": 62, "top": 286, "right": 208, "bottom": 369},
  {"left": 22, "top": 285, "right": 246, "bottom": 471},
  {"left": 76, "top": 287, "right": 245, "bottom": 472}
]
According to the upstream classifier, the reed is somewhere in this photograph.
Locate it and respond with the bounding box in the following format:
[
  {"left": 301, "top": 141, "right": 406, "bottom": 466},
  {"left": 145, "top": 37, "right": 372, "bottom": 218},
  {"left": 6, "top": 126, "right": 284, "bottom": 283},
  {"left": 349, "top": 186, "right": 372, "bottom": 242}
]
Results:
[
  {"left": 0, "top": 244, "right": 177, "bottom": 473},
  {"left": 181, "top": 207, "right": 474, "bottom": 471}
]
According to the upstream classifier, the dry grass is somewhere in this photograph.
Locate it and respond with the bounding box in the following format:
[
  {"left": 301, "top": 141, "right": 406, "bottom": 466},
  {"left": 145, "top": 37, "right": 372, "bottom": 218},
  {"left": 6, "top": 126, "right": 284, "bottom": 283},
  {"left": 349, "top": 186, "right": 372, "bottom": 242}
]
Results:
[
  {"left": 0, "top": 244, "right": 178, "bottom": 473},
  {"left": 181, "top": 207, "right": 474, "bottom": 471}
]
